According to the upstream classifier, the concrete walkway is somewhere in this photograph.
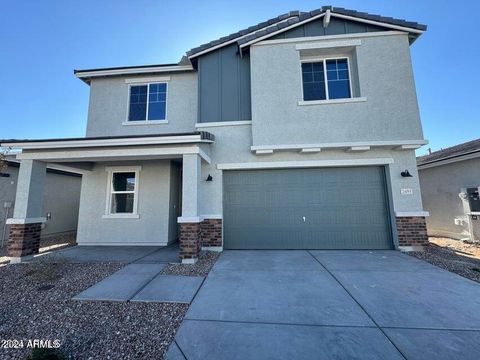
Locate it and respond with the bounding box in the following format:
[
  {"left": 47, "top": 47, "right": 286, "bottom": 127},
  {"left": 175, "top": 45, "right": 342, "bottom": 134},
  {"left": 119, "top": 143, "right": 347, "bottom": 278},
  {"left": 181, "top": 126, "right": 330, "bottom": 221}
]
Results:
[
  {"left": 167, "top": 250, "right": 480, "bottom": 360},
  {"left": 68, "top": 243, "right": 204, "bottom": 303},
  {"left": 30, "top": 243, "right": 180, "bottom": 264}
]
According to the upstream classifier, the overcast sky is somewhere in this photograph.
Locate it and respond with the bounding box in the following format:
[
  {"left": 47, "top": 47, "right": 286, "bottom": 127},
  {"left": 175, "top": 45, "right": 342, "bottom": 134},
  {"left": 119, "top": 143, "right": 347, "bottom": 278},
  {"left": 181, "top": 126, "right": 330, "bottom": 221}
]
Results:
[{"left": 1, "top": 0, "right": 478, "bottom": 154}]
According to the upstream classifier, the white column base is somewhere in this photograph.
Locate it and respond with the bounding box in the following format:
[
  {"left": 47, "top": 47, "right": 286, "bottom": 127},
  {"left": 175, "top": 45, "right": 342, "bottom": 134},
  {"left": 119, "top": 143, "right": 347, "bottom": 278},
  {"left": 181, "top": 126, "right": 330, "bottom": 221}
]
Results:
[
  {"left": 201, "top": 246, "right": 223, "bottom": 252},
  {"left": 9, "top": 255, "right": 35, "bottom": 264},
  {"left": 181, "top": 258, "right": 198, "bottom": 264}
]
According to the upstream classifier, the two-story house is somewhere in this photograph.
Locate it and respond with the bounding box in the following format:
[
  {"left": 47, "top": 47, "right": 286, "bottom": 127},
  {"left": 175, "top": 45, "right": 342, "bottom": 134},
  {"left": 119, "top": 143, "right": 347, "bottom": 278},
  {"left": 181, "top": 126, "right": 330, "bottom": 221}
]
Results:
[{"left": 2, "top": 6, "right": 429, "bottom": 263}]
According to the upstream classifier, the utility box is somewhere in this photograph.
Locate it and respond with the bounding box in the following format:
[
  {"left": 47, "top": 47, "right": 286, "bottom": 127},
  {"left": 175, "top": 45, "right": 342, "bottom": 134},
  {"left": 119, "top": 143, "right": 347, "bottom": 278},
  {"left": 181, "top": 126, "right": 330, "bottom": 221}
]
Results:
[
  {"left": 460, "top": 187, "right": 480, "bottom": 241},
  {"left": 466, "top": 187, "right": 480, "bottom": 212}
]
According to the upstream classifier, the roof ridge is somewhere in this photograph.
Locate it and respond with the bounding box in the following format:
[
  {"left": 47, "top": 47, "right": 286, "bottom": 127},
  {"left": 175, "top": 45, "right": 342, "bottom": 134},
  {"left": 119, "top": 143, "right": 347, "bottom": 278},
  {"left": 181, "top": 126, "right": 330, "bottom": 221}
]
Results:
[
  {"left": 187, "top": 6, "right": 427, "bottom": 58},
  {"left": 417, "top": 138, "right": 480, "bottom": 164}
]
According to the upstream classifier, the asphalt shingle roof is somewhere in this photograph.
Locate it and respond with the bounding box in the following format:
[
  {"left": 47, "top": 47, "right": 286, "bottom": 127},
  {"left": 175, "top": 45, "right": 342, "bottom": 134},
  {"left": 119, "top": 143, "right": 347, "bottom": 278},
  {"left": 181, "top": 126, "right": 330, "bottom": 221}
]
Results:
[
  {"left": 417, "top": 139, "right": 480, "bottom": 166},
  {"left": 187, "top": 5, "right": 427, "bottom": 57}
]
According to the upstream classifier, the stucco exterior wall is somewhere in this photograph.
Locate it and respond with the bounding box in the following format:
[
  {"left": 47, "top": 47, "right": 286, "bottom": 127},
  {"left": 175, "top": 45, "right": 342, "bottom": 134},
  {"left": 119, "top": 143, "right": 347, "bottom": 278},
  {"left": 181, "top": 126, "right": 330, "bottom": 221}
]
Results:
[
  {"left": 85, "top": 72, "right": 198, "bottom": 137},
  {"left": 0, "top": 165, "right": 81, "bottom": 245},
  {"left": 198, "top": 125, "right": 424, "bottom": 217},
  {"left": 249, "top": 33, "right": 423, "bottom": 146},
  {"left": 419, "top": 158, "right": 480, "bottom": 239},
  {"left": 76, "top": 160, "right": 176, "bottom": 246}
]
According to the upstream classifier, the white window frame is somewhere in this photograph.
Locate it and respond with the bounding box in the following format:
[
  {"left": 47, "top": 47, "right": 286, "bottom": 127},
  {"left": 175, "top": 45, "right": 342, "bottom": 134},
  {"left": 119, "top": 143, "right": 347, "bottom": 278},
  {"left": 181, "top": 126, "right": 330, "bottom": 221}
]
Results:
[
  {"left": 125, "top": 80, "right": 169, "bottom": 124},
  {"left": 103, "top": 166, "right": 141, "bottom": 219},
  {"left": 300, "top": 55, "right": 353, "bottom": 102}
]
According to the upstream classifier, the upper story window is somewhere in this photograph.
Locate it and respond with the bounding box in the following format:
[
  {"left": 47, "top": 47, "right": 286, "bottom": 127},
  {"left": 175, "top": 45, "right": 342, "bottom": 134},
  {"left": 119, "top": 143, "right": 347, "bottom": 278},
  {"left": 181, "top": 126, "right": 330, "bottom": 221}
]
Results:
[
  {"left": 128, "top": 83, "right": 167, "bottom": 121},
  {"left": 301, "top": 58, "right": 351, "bottom": 101}
]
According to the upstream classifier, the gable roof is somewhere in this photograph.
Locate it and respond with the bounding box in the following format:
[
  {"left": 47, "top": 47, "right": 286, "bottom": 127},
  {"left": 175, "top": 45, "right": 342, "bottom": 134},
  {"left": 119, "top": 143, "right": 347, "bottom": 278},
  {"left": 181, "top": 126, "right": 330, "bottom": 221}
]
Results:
[
  {"left": 417, "top": 138, "right": 480, "bottom": 167},
  {"left": 187, "top": 5, "right": 427, "bottom": 58},
  {"left": 74, "top": 6, "right": 427, "bottom": 81}
]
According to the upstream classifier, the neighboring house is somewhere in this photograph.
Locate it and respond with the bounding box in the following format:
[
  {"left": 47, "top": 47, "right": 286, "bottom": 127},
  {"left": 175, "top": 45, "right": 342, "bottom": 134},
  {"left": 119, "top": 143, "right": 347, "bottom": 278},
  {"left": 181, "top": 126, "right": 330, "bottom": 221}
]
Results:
[
  {"left": 417, "top": 139, "right": 480, "bottom": 241},
  {"left": 1, "top": 6, "right": 429, "bottom": 263},
  {"left": 0, "top": 157, "right": 82, "bottom": 248}
]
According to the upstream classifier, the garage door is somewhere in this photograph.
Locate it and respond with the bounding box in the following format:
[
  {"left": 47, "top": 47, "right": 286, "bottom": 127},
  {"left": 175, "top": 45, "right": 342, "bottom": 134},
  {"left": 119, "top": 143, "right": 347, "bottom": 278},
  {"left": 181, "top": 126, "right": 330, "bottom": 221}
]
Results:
[{"left": 223, "top": 167, "right": 392, "bottom": 249}]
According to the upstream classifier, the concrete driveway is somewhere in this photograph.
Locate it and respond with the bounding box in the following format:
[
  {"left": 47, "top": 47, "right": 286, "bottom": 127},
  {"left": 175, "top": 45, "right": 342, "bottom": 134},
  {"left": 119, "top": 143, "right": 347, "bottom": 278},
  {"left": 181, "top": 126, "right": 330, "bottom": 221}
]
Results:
[{"left": 167, "top": 250, "right": 480, "bottom": 360}]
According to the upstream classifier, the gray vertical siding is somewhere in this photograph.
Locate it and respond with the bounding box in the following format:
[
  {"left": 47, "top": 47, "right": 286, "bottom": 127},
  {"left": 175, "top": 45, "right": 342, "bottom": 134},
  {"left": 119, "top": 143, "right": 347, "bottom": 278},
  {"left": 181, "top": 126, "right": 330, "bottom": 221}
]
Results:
[
  {"left": 272, "top": 18, "right": 387, "bottom": 39},
  {"left": 198, "top": 44, "right": 251, "bottom": 123}
]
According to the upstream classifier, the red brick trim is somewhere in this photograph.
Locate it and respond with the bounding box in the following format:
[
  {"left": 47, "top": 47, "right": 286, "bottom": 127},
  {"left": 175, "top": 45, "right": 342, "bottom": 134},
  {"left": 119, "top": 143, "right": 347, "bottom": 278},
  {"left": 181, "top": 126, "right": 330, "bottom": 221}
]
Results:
[
  {"left": 179, "top": 222, "right": 201, "bottom": 260},
  {"left": 201, "top": 219, "right": 222, "bottom": 248},
  {"left": 396, "top": 216, "right": 428, "bottom": 247},
  {"left": 7, "top": 223, "right": 42, "bottom": 257}
]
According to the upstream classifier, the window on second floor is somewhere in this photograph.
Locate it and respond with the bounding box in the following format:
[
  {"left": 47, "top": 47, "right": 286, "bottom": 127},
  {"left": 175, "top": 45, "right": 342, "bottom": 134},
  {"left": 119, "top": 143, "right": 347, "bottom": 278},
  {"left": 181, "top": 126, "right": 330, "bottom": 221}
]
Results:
[
  {"left": 128, "top": 83, "right": 167, "bottom": 121},
  {"left": 301, "top": 58, "right": 351, "bottom": 101}
]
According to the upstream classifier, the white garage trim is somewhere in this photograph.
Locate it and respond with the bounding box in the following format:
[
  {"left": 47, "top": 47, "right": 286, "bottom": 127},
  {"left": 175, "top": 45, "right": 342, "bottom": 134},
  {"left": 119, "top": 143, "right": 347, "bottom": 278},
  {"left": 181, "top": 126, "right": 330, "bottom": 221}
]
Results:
[{"left": 217, "top": 158, "right": 394, "bottom": 170}]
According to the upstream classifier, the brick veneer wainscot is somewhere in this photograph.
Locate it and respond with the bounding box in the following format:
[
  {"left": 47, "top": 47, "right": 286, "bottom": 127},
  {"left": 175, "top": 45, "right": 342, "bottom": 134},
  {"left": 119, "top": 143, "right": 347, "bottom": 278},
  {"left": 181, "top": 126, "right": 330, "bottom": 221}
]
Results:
[
  {"left": 7, "top": 223, "right": 42, "bottom": 257},
  {"left": 179, "top": 222, "right": 202, "bottom": 260},
  {"left": 201, "top": 219, "right": 222, "bottom": 247},
  {"left": 396, "top": 216, "right": 428, "bottom": 247}
]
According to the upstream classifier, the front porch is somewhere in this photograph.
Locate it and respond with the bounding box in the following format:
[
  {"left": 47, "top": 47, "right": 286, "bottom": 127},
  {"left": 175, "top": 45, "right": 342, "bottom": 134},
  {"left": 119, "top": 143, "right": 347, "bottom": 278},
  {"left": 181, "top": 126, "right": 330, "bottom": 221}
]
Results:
[{"left": 1, "top": 132, "right": 222, "bottom": 264}]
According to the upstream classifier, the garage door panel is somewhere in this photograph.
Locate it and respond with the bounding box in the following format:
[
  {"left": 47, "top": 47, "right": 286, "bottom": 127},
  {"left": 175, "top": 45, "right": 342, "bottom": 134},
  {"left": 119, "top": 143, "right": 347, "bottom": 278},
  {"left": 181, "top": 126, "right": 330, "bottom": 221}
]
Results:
[{"left": 223, "top": 167, "right": 392, "bottom": 249}]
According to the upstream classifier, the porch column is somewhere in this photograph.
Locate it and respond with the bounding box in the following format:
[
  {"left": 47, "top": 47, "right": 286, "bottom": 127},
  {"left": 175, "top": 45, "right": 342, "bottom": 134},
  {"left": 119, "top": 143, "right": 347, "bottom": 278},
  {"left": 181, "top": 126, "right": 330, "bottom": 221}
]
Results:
[
  {"left": 6, "top": 160, "right": 46, "bottom": 262},
  {"left": 178, "top": 154, "right": 202, "bottom": 264}
]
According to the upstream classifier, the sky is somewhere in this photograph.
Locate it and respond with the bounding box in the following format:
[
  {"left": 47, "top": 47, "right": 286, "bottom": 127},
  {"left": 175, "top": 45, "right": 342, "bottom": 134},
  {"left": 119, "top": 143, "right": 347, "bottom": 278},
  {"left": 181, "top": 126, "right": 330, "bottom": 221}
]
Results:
[{"left": 0, "top": 0, "right": 479, "bottom": 155}]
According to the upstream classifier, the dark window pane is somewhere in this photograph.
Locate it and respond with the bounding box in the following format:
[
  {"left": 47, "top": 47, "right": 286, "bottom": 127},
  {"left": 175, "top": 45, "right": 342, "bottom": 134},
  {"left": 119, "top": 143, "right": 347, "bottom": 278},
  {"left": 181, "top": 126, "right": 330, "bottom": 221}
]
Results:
[
  {"left": 325, "top": 59, "right": 350, "bottom": 99},
  {"left": 303, "top": 72, "right": 313, "bottom": 82},
  {"left": 303, "top": 82, "right": 326, "bottom": 101},
  {"left": 129, "top": 104, "right": 146, "bottom": 121},
  {"left": 328, "top": 80, "right": 351, "bottom": 99},
  {"left": 301, "top": 63, "right": 312, "bottom": 73},
  {"left": 157, "top": 83, "right": 167, "bottom": 92},
  {"left": 112, "top": 172, "right": 135, "bottom": 191},
  {"left": 302, "top": 61, "right": 326, "bottom": 101},
  {"left": 337, "top": 59, "right": 348, "bottom": 70},
  {"left": 148, "top": 101, "right": 166, "bottom": 120},
  {"left": 111, "top": 193, "right": 134, "bottom": 213},
  {"left": 313, "top": 71, "right": 324, "bottom": 82},
  {"left": 327, "top": 70, "right": 338, "bottom": 81},
  {"left": 338, "top": 70, "right": 349, "bottom": 80},
  {"left": 326, "top": 60, "right": 337, "bottom": 71},
  {"left": 128, "top": 85, "right": 147, "bottom": 121}
]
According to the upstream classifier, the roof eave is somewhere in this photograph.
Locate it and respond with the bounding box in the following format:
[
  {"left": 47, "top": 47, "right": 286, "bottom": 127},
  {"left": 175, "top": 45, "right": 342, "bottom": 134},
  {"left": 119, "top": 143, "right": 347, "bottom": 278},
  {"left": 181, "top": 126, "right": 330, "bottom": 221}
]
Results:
[{"left": 74, "top": 64, "right": 195, "bottom": 84}]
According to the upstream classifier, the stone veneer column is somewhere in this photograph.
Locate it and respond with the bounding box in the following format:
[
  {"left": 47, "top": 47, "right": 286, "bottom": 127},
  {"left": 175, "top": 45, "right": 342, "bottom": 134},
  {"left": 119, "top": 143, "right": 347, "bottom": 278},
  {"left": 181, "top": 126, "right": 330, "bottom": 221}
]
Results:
[
  {"left": 200, "top": 219, "right": 223, "bottom": 250},
  {"left": 396, "top": 216, "right": 428, "bottom": 249}
]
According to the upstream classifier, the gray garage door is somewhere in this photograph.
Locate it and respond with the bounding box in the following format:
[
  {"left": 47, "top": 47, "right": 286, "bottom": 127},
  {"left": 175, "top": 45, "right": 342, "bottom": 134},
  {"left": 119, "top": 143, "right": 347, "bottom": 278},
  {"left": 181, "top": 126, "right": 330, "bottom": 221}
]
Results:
[{"left": 223, "top": 167, "right": 392, "bottom": 249}]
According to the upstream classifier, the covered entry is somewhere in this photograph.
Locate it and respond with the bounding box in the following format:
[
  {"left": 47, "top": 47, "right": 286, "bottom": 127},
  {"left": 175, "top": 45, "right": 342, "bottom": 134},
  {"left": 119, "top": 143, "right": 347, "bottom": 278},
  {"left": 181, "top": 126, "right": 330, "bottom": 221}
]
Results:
[{"left": 223, "top": 167, "right": 392, "bottom": 249}]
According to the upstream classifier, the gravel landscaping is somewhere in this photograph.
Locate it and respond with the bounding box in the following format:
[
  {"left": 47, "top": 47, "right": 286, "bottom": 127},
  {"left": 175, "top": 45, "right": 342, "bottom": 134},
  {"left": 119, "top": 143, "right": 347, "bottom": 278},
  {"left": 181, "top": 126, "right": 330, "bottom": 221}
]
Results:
[
  {"left": 408, "top": 237, "right": 480, "bottom": 283},
  {"left": 160, "top": 250, "right": 220, "bottom": 276},
  {"left": 0, "top": 235, "right": 76, "bottom": 265},
  {"left": 0, "top": 261, "right": 188, "bottom": 359}
]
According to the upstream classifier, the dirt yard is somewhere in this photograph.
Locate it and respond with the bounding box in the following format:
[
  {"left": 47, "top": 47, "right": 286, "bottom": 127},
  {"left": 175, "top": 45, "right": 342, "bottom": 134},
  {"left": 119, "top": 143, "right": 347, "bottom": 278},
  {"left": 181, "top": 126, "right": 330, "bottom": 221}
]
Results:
[{"left": 408, "top": 237, "right": 480, "bottom": 283}]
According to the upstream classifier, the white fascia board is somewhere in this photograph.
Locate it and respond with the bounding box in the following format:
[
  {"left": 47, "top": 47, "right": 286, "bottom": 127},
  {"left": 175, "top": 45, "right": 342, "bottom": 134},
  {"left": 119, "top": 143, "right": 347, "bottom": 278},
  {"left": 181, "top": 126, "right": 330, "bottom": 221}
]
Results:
[
  {"left": 15, "top": 145, "right": 202, "bottom": 161},
  {"left": 417, "top": 151, "right": 480, "bottom": 170},
  {"left": 254, "top": 30, "right": 407, "bottom": 47},
  {"left": 240, "top": 13, "right": 326, "bottom": 49},
  {"left": 295, "top": 39, "right": 361, "bottom": 50},
  {"left": 395, "top": 211, "right": 430, "bottom": 217},
  {"left": 6, "top": 217, "right": 47, "bottom": 224},
  {"left": 250, "top": 140, "right": 427, "bottom": 152},
  {"left": 217, "top": 158, "right": 394, "bottom": 170},
  {"left": 330, "top": 12, "right": 425, "bottom": 35},
  {"left": 75, "top": 65, "right": 193, "bottom": 79},
  {"left": 2, "top": 135, "right": 211, "bottom": 150}
]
